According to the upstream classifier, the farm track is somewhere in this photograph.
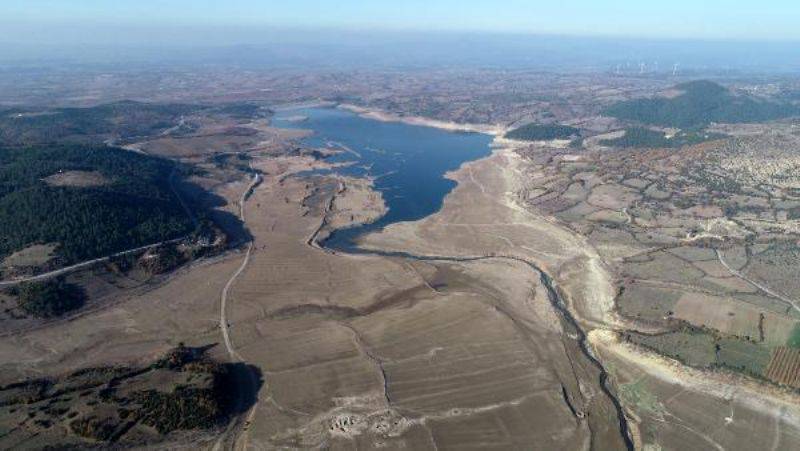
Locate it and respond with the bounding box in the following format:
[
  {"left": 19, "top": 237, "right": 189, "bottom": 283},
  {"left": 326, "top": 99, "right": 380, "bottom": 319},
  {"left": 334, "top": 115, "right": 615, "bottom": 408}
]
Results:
[
  {"left": 0, "top": 237, "right": 188, "bottom": 288},
  {"left": 214, "top": 172, "right": 262, "bottom": 451},
  {"left": 716, "top": 249, "right": 800, "bottom": 314}
]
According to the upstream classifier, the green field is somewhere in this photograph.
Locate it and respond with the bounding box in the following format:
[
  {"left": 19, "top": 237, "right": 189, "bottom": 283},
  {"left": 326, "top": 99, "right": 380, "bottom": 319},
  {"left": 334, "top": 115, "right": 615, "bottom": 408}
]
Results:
[
  {"left": 628, "top": 328, "right": 774, "bottom": 378},
  {"left": 627, "top": 329, "right": 717, "bottom": 367},
  {"left": 787, "top": 324, "right": 800, "bottom": 348}
]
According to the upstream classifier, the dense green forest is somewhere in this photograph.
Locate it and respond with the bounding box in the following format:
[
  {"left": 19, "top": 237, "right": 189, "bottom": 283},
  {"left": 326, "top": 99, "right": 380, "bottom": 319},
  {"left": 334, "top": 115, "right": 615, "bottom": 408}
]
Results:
[
  {"left": 600, "top": 127, "right": 721, "bottom": 149},
  {"left": 603, "top": 80, "right": 799, "bottom": 128},
  {"left": 505, "top": 123, "right": 580, "bottom": 141},
  {"left": 208, "top": 103, "right": 269, "bottom": 119},
  {"left": 0, "top": 101, "right": 202, "bottom": 146},
  {"left": 0, "top": 145, "right": 195, "bottom": 264},
  {"left": 9, "top": 277, "right": 86, "bottom": 318},
  {"left": 601, "top": 127, "right": 671, "bottom": 148}
]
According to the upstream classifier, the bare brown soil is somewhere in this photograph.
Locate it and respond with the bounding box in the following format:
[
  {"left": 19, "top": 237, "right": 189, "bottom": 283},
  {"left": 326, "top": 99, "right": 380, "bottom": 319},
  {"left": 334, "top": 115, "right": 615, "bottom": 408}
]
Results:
[
  {"left": 210, "top": 153, "right": 610, "bottom": 449},
  {"left": 43, "top": 170, "right": 110, "bottom": 187},
  {"left": 765, "top": 347, "right": 800, "bottom": 388},
  {"left": 1, "top": 244, "right": 56, "bottom": 269}
]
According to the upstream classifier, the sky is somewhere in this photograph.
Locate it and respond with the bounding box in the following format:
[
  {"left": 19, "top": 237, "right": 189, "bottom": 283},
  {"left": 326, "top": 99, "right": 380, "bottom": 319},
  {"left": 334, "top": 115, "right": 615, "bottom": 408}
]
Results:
[{"left": 1, "top": 0, "right": 799, "bottom": 42}]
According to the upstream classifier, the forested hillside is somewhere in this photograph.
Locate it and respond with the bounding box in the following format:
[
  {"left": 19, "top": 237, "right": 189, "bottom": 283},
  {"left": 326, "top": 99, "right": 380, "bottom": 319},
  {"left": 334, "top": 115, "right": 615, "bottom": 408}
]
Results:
[
  {"left": 505, "top": 123, "right": 580, "bottom": 141},
  {"left": 600, "top": 127, "right": 722, "bottom": 149},
  {"left": 0, "top": 145, "right": 195, "bottom": 264},
  {"left": 604, "top": 80, "right": 799, "bottom": 128},
  {"left": 0, "top": 101, "right": 270, "bottom": 146},
  {"left": 0, "top": 101, "right": 200, "bottom": 146}
]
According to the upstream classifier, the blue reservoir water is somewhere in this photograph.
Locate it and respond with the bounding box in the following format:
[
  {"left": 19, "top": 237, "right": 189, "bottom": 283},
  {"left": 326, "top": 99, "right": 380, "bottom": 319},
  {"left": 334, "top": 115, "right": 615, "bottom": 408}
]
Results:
[{"left": 272, "top": 107, "right": 493, "bottom": 250}]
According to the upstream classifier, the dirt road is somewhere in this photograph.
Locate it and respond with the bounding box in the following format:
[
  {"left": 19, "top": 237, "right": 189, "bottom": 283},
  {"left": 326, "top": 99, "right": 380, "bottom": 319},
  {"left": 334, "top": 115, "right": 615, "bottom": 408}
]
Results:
[
  {"left": 220, "top": 173, "right": 261, "bottom": 358},
  {"left": 716, "top": 249, "right": 800, "bottom": 314},
  {"left": 0, "top": 237, "right": 186, "bottom": 288},
  {"left": 215, "top": 172, "right": 262, "bottom": 451}
]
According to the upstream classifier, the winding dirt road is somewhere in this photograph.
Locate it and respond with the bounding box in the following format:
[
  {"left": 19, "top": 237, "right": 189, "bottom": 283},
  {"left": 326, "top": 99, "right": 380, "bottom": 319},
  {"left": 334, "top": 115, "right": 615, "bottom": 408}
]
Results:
[
  {"left": 716, "top": 249, "right": 800, "bottom": 314},
  {"left": 219, "top": 244, "right": 253, "bottom": 362},
  {"left": 214, "top": 172, "right": 262, "bottom": 451},
  {"left": 220, "top": 173, "right": 261, "bottom": 359}
]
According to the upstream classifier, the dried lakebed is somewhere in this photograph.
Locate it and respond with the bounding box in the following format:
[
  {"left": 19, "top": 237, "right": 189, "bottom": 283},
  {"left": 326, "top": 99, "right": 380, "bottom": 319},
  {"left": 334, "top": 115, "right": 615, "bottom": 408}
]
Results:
[{"left": 269, "top": 107, "right": 633, "bottom": 449}]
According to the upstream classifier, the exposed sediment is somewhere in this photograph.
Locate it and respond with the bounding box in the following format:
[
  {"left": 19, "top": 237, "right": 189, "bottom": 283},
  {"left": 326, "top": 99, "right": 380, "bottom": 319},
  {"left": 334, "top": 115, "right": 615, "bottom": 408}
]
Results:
[{"left": 305, "top": 121, "right": 633, "bottom": 447}]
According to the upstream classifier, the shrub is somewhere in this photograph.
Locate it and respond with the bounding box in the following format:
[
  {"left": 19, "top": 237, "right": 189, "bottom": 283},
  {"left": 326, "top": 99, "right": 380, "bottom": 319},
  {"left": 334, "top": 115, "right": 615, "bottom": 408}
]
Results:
[{"left": 15, "top": 277, "right": 85, "bottom": 318}]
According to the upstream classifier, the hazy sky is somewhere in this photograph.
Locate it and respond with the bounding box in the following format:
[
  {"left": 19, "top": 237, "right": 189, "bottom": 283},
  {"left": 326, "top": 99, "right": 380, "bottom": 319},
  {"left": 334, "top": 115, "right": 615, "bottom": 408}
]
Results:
[{"left": 2, "top": 0, "right": 799, "bottom": 41}]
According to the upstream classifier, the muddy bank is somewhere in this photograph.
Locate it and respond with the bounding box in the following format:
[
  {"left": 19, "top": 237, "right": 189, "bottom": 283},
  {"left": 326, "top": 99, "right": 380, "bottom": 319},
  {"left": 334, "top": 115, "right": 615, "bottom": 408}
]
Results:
[{"left": 337, "top": 103, "right": 506, "bottom": 136}]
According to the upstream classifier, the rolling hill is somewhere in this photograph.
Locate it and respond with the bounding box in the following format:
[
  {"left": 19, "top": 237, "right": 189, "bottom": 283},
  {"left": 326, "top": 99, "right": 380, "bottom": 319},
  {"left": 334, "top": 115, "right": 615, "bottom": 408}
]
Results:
[{"left": 603, "top": 80, "right": 799, "bottom": 128}]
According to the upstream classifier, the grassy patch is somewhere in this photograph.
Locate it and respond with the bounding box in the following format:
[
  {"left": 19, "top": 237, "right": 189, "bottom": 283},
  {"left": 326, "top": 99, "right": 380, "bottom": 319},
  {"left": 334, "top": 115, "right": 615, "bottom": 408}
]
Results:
[
  {"left": 617, "top": 284, "right": 681, "bottom": 323},
  {"left": 786, "top": 324, "right": 800, "bottom": 348},
  {"left": 627, "top": 329, "right": 717, "bottom": 367},
  {"left": 628, "top": 328, "right": 773, "bottom": 378},
  {"left": 715, "top": 337, "right": 772, "bottom": 377},
  {"left": 618, "top": 379, "right": 665, "bottom": 420}
]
